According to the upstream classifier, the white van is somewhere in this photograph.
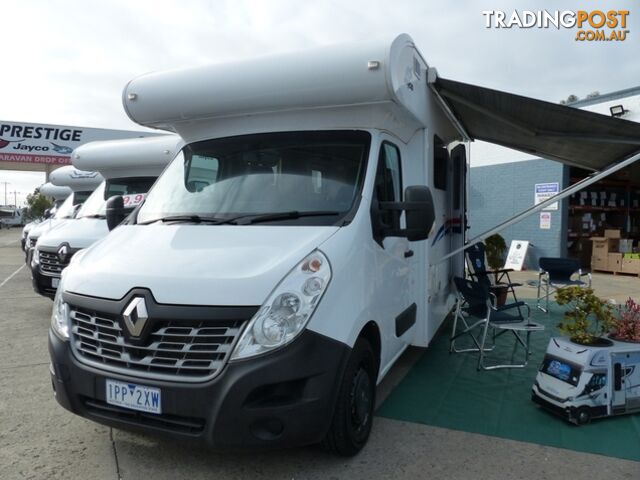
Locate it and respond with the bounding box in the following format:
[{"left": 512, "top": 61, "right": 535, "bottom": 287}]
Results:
[
  {"left": 47, "top": 33, "right": 640, "bottom": 455},
  {"left": 32, "top": 136, "right": 180, "bottom": 298},
  {"left": 532, "top": 337, "right": 640, "bottom": 424},
  {"left": 22, "top": 183, "right": 72, "bottom": 251},
  {"left": 25, "top": 167, "right": 103, "bottom": 259}
]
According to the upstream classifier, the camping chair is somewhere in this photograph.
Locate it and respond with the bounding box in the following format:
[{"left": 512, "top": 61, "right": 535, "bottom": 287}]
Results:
[
  {"left": 536, "top": 257, "right": 592, "bottom": 313},
  {"left": 465, "top": 242, "right": 522, "bottom": 308},
  {"left": 450, "top": 277, "right": 544, "bottom": 370}
]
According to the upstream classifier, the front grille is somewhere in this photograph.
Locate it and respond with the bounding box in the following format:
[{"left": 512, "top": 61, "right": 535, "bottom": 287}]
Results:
[
  {"left": 83, "top": 397, "right": 205, "bottom": 435},
  {"left": 69, "top": 306, "right": 245, "bottom": 381},
  {"left": 39, "top": 251, "right": 71, "bottom": 274}
]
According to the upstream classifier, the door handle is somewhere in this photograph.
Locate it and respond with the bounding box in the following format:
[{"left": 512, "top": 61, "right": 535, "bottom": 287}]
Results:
[{"left": 404, "top": 250, "right": 414, "bottom": 258}]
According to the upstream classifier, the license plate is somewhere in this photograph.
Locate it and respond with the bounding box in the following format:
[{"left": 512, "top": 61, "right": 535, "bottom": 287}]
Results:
[
  {"left": 106, "top": 379, "right": 161, "bottom": 414},
  {"left": 51, "top": 277, "right": 59, "bottom": 288}
]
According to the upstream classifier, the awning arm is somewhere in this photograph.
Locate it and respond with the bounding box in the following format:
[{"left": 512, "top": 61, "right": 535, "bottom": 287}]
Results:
[
  {"left": 435, "top": 150, "right": 640, "bottom": 264},
  {"left": 427, "top": 68, "right": 471, "bottom": 141}
]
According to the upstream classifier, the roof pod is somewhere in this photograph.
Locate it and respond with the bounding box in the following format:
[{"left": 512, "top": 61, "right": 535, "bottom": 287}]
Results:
[
  {"left": 49, "top": 165, "right": 104, "bottom": 192},
  {"left": 122, "top": 34, "right": 430, "bottom": 135},
  {"left": 39, "top": 183, "right": 72, "bottom": 200},
  {"left": 72, "top": 135, "right": 183, "bottom": 179}
]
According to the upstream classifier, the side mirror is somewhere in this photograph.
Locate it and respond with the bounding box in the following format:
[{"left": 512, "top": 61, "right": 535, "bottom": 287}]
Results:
[
  {"left": 404, "top": 185, "right": 435, "bottom": 242},
  {"left": 106, "top": 195, "right": 126, "bottom": 231},
  {"left": 43, "top": 208, "right": 52, "bottom": 219},
  {"left": 378, "top": 186, "right": 436, "bottom": 242}
]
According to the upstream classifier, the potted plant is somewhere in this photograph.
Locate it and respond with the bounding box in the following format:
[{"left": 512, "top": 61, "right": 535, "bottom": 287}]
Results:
[
  {"left": 610, "top": 297, "right": 640, "bottom": 343},
  {"left": 484, "top": 233, "right": 508, "bottom": 305},
  {"left": 556, "top": 286, "right": 616, "bottom": 346}
]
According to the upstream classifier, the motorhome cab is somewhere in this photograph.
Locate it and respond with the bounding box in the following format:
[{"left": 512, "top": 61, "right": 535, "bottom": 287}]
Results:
[
  {"left": 25, "top": 167, "right": 103, "bottom": 261},
  {"left": 22, "top": 184, "right": 72, "bottom": 251},
  {"left": 49, "top": 34, "right": 468, "bottom": 455},
  {"left": 32, "top": 136, "right": 180, "bottom": 299},
  {"left": 532, "top": 337, "right": 640, "bottom": 425}
]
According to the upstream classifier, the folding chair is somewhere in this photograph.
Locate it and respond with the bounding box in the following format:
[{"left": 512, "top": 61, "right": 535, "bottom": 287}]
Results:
[
  {"left": 450, "top": 277, "right": 544, "bottom": 370},
  {"left": 465, "top": 242, "right": 522, "bottom": 306},
  {"left": 536, "top": 257, "right": 592, "bottom": 313}
]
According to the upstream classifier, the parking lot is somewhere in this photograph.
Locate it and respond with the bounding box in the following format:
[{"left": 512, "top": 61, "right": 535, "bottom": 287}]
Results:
[{"left": 1, "top": 227, "right": 638, "bottom": 479}]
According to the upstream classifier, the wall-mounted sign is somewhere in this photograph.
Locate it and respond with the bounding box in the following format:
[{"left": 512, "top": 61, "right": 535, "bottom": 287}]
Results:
[
  {"left": 535, "top": 182, "right": 559, "bottom": 210},
  {"left": 540, "top": 211, "right": 552, "bottom": 229}
]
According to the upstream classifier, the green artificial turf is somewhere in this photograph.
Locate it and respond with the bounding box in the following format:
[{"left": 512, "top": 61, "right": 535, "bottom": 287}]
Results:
[{"left": 377, "top": 301, "right": 640, "bottom": 462}]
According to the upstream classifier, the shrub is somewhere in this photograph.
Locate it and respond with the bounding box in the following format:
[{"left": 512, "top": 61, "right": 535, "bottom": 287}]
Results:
[
  {"left": 611, "top": 298, "right": 640, "bottom": 342},
  {"left": 556, "top": 287, "right": 616, "bottom": 345}
]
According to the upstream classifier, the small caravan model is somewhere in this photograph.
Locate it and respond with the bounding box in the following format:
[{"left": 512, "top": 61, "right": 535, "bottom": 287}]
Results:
[
  {"left": 48, "top": 35, "right": 640, "bottom": 455},
  {"left": 32, "top": 136, "right": 180, "bottom": 298},
  {"left": 532, "top": 337, "right": 640, "bottom": 424},
  {"left": 24, "top": 167, "right": 102, "bottom": 259}
]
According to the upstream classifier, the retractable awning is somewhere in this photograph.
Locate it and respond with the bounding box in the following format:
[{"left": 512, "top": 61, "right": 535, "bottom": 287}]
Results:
[
  {"left": 430, "top": 76, "right": 640, "bottom": 172},
  {"left": 427, "top": 72, "right": 640, "bottom": 261}
]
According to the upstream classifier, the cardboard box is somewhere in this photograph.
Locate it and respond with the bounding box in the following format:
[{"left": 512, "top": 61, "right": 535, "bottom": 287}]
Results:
[
  {"left": 591, "top": 255, "right": 608, "bottom": 271},
  {"left": 605, "top": 229, "right": 621, "bottom": 239},
  {"left": 621, "top": 258, "right": 640, "bottom": 274},
  {"left": 608, "top": 253, "right": 622, "bottom": 272},
  {"left": 591, "top": 237, "right": 619, "bottom": 254}
]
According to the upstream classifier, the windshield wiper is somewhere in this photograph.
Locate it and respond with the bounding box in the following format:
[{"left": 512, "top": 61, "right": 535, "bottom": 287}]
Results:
[
  {"left": 239, "top": 211, "right": 341, "bottom": 225},
  {"left": 137, "top": 215, "right": 231, "bottom": 226},
  {"left": 81, "top": 214, "right": 106, "bottom": 219},
  {"left": 138, "top": 211, "right": 341, "bottom": 226}
]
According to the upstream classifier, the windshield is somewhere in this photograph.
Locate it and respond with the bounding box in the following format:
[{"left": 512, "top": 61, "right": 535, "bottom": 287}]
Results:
[
  {"left": 540, "top": 355, "right": 582, "bottom": 386},
  {"left": 53, "top": 195, "right": 76, "bottom": 219},
  {"left": 137, "top": 131, "right": 370, "bottom": 226},
  {"left": 77, "top": 182, "right": 107, "bottom": 218}
]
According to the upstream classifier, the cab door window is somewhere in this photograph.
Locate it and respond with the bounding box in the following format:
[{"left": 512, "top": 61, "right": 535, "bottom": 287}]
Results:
[{"left": 372, "top": 141, "right": 403, "bottom": 236}]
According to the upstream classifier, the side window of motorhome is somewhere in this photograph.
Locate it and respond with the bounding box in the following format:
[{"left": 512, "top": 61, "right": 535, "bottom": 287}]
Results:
[
  {"left": 433, "top": 135, "right": 448, "bottom": 191},
  {"left": 106, "top": 177, "right": 158, "bottom": 197},
  {"left": 374, "top": 142, "right": 402, "bottom": 230},
  {"left": 185, "top": 154, "right": 220, "bottom": 192}
]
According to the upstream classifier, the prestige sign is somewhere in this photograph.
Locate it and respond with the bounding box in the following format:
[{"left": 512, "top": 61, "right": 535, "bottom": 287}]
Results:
[
  {"left": 482, "top": 9, "right": 630, "bottom": 42},
  {"left": 0, "top": 121, "right": 157, "bottom": 168}
]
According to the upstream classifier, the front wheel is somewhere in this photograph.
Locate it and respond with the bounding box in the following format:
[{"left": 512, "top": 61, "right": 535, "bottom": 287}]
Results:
[
  {"left": 322, "top": 338, "right": 377, "bottom": 456},
  {"left": 575, "top": 407, "right": 592, "bottom": 425}
]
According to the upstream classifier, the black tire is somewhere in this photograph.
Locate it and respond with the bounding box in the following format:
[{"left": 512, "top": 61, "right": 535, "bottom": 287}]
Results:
[
  {"left": 322, "top": 338, "right": 377, "bottom": 456},
  {"left": 576, "top": 407, "right": 592, "bottom": 425}
]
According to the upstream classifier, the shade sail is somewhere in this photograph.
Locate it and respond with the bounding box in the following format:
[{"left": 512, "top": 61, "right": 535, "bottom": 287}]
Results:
[{"left": 432, "top": 77, "right": 640, "bottom": 172}]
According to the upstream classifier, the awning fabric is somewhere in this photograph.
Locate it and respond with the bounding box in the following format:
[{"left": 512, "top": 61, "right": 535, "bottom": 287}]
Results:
[{"left": 433, "top": 78, "right": 640, "bottom": 171}]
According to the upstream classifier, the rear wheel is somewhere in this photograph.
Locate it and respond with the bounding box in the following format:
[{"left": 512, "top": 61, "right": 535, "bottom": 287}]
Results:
[{"left": 322, "top": 338, "right": 377, "bottom": 456}]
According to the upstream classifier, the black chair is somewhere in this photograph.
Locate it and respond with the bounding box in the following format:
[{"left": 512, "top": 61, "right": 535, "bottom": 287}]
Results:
[
  {"left": 466, "top": 242, "right": 523, "bottom": 309},
  {"left": 450, "top": 277, "right": 544, "bottom": 370},
  {"left": 536, "top": 257, "right": 592, "bottom": 313}
]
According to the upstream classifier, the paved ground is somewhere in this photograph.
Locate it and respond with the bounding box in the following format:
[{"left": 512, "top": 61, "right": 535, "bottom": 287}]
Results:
[{"left": 0, "top": 228, "right": 638, "bottom": 479}]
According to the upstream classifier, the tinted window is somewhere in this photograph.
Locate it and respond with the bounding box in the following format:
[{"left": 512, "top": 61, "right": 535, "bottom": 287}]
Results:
[
  {"left": 434, "top": 135, "right": 448, "bottom": 191},
  {"left": 373, "top": 142, "right": 402, "bottom": 230},
  {"left": 540, "top": 355, "right": 581, "bottom": 386}
]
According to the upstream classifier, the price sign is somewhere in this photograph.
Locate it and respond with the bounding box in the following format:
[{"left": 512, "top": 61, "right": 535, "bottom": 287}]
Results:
[{"left": 122, "top": 193, "right": 146, "bottom": 207}]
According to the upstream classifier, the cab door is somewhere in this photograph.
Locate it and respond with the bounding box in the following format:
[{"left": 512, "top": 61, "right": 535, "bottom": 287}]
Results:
[{"left": 370, "top": 138, "right": 416, "bottom": 369}]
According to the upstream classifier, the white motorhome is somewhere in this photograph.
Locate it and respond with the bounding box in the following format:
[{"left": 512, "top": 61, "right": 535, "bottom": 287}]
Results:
[
  {"left": 0, "top": 206, "right": 23, "bottom": 228},
  {"left": 532, "top": 337, "right": 640, "bottom": 424},
  {"left": 32, "top": 136, "right": 181, "bottom": 298},
  {"left": 25, "top": 167, "right": 102, "bottom": 261},
  {"left": 48, "top": 35, "right": 640, "bottom": 455},
  {"left": 22, "top": 183, "right": 72, "bottom": 251}
]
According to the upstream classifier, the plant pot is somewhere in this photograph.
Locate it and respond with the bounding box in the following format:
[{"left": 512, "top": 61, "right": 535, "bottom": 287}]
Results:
[
  {"left": 490, "top": 285, "right": 509, "bottom": 307},
  {"left": 569, "top": 337, "right": 614, "bottom": 347},
  {"left": 608, "top": 335, "right": 640, "bottom": 344}
]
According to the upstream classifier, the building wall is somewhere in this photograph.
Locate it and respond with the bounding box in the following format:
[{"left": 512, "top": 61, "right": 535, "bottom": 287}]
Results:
[{"left": 468, "top": 158, "right": 568, "bottom": 269}]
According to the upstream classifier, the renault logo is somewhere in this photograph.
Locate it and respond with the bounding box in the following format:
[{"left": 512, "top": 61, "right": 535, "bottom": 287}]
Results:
[
  {"left": 122, "top": 297, "right": 149, "bottom": 337},
  {"left": 57, "top": 245, "right": 68, "bottom": 263}
]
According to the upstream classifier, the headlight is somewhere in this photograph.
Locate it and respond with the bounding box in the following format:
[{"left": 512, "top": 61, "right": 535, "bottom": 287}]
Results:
[
  {"left": 51, "top": 278, "right": 70, "bottom": 340},
  {"left": 31, "top": 246, "right": 40, "bottom": 266},
  {"left": 231, "top": 250, "right": 331, "bottom": 361}
]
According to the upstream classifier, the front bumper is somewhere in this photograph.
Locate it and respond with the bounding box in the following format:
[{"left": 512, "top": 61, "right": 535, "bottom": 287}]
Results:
[
  {"left": 49, "top": 328, "right": 350, "bottom": 449},
  {"left": 31, "top": 263, "right": 58, "bottom": 299}
]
